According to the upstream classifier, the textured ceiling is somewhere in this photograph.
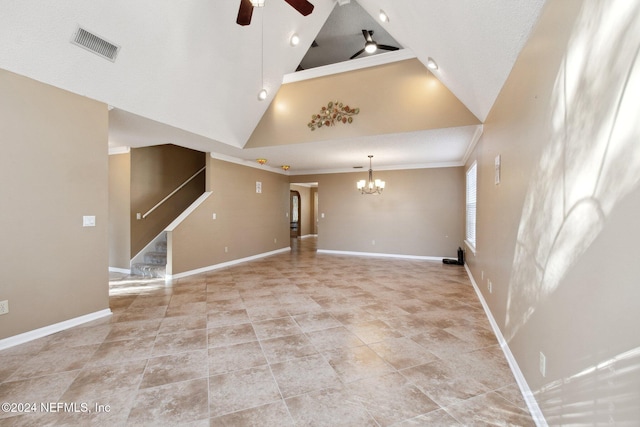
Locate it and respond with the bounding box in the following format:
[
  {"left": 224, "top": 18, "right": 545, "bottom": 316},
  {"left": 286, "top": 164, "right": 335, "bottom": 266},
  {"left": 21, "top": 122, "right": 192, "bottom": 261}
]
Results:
[{"left": 0, "top": 0, "right": 546, "bottom": 173}]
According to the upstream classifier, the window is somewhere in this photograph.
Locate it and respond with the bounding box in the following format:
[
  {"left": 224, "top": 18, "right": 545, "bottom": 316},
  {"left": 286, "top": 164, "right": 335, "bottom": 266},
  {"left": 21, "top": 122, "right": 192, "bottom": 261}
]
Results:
[{"left": 466, "top": 162, "right": 477, "bottom": 251}]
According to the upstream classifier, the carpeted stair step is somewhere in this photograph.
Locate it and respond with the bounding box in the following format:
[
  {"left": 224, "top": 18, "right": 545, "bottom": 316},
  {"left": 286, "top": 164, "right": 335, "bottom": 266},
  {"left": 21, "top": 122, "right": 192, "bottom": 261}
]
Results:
[
  {"left": 144, "top": 251, "right": 167, "bottom": 265},
  {"left": 131, "top": 263, "right": 166, "bottom": 278}
]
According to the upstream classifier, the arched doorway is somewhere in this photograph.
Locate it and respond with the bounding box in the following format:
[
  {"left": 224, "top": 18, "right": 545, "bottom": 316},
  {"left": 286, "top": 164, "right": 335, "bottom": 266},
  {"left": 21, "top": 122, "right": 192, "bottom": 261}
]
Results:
[{"left": 290, "top": 190, "right": 301, "bottom": 238}]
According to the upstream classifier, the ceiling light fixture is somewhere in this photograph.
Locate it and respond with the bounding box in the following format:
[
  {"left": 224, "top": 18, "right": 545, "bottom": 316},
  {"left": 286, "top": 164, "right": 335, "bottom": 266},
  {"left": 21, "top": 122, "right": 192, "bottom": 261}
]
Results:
[
  {"left": 364, "top": 41, "right": 377, "bottom": 54},
  {"left": 427, "top": 57, "right": 439, "bottom": 70},
  {"left": 290, "top": 33, "right": 300, "bottom": 46},
  {"left": 281, "top": 165, "right": 290, "bottom": 171},
  {"left": 379, "top": 10, "right": 389, "bottom": 22},
  {"left": 256, "top": 158, "right": 268, "bottom": 165},
  {"left": 357, "top": 155, "right": 385, "bottom": 195},
  {"left": 250, "top": 0, "right": 265, "bottom": 7}
]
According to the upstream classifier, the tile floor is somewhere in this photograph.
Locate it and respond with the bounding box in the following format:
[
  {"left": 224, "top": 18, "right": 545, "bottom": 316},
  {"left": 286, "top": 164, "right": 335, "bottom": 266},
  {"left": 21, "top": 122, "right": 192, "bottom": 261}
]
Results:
[{"left": 0, "top": 238, "right": 535, "bottom": 426}]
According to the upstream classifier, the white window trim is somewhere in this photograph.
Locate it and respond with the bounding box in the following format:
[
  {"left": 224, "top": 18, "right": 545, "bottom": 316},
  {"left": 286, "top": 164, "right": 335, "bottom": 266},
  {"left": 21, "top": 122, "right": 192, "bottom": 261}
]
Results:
[{"left": 465, "top": 161, "right": 477, "bottom": 254}]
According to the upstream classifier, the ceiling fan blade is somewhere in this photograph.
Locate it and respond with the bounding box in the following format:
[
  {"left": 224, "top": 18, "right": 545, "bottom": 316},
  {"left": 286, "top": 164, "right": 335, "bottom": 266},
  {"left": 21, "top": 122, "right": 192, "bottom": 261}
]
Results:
[
  {"left": 283, "top": 0, "right": 314, "bottom": 16},
  {"left": 350, "top": 48, "right": 365, "bottom": 60},
  {"left": 362, "top": 29, "right": 373, "bottom": 43},
  {"left": 378, "top": 45, "right": 399, "bottom": 51},
  {"left": 236, "top": 0, "right": 254, "bottom": 26}
]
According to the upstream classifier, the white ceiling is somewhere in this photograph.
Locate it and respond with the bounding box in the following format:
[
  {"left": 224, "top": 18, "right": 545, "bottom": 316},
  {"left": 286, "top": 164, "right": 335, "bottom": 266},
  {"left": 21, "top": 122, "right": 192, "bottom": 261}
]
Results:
[{"left": 0, "top": 0, "right": 546, "bottom": 173}]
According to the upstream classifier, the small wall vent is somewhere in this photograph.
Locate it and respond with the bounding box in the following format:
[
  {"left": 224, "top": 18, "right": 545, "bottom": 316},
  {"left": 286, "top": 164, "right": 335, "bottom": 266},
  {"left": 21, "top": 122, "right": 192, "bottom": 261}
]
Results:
[{"left": 71, "top": 27, "right": 120, "bottom": 62}]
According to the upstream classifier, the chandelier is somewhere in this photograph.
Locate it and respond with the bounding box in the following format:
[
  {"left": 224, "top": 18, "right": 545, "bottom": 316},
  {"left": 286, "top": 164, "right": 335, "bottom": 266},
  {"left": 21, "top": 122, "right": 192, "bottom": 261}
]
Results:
[{"left": 357, "top": 155, "right": 385, "bottom": 194}]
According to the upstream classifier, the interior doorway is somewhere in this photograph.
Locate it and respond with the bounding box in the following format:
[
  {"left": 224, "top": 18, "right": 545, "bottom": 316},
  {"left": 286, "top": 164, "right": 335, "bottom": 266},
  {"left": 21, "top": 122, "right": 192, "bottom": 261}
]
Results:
[
  {"left": 290, "top": 190, "right": 301, "bottom": 238},
  {"left": 289, "top": 183, "right": 318, "bottom": 239}
]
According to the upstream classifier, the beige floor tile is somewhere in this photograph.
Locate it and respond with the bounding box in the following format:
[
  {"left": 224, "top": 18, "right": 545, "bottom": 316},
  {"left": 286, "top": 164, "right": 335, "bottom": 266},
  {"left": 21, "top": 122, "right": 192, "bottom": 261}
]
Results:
[
  {"left": 127, "top": 378, "right": 209, "bottom": 425},
  {"left": 346, "top": 319, "right": 404, "bottom": 344},
  {"left": 252, "top": 317, "right": 303, "bottom": 340},
  {"left": 87, "top": 336, "right": 155, "bottom": 367},
  {"left": 323, "top": 345, "right": 395, "bottom": 384},
  {"left": 270, "top": 354, "right": 342, "bottom": 398},
  {"left": 61, "top": 360, "right": 146, "bottom": 402},
  {"left": 209, "top": 365, "right": 281, "bottom": 417},
  {"left": 368, "top": 337, "right": 438, "bottom": 370},
  {"left": 151, "top": 328, "right": 207, "bottom": 357},
  {"left": 140, "top": 349, "right": 208, "bottom": 388},
  {"left": 208, "top": 341, "right": 268, "bottom": 375},
  {"left": 207, "top": 323, "right": 257, "bottom": 348},
  {"left": 292, "top": 312, "right": 343, "bottom": 333},
  {"left": 347, "top": 372, "right": 440, "bottom": 426},
  {"left": 0, "top": 371, "right": 79, "bottom": 420},
  {"left": 400, "top": 359, "right": 490, "bottom": 408},
  {"left": 445, "top": 391, "right": 535, "bottom": 426},
  {"left": 305, "top": 326, "right": 367, "bottom": 352},
  {"left": 210, "top": 400, "right": 294, "bottom": 427},
  {"left": 285, "top": 386, "right": 377, "bottom": 426},
  {"left": 260, "top": 334, "right": 318, "bottom": 364}
]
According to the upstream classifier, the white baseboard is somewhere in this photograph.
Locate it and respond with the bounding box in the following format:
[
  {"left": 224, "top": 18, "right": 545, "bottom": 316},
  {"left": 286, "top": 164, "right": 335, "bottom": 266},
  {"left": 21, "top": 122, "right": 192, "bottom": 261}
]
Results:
[
  {"left": 464, "top": 264, "right": 547, "bottom": 427},
  {"left": 0, "top": 308, "right": 113, "bottom": 350},
  {"left": 109, "top": 267, "right": 131, "bottom": 274},
  {"left": 317, "top": 249, "right": 445, "bottom": 262},
  {"left": 167, "top": 247, "right": 291, "bottom": 280}
]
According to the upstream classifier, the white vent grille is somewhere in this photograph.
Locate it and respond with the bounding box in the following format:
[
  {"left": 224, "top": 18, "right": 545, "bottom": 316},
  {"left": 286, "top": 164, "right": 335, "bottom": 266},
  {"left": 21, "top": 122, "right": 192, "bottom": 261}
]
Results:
[{"left": 71, "top": 27, "right": 120, "bottom": 62}]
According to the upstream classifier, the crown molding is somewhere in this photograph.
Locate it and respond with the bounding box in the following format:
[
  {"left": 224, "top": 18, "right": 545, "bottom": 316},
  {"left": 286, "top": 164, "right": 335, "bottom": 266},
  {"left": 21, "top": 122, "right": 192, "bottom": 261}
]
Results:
[
  {"left": 283, "top": 49, "right": 416, "bottom": 84},
  {"left": 209, "top": 152, "right": 290, "bottom": 175},
  {"left": 462, "top": 125, "right": 484, "bottom": 165}
]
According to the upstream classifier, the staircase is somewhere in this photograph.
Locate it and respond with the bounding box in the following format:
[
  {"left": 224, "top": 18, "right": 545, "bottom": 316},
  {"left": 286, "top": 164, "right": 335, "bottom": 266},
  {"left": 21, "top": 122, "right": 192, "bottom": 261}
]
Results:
[{"left": 131, "top": 234, "right": 167, "bottom": 278}]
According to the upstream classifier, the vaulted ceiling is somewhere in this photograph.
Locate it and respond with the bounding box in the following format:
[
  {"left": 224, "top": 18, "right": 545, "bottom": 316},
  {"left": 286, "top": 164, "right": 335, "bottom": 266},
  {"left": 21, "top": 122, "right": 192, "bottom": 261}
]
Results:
[{"left": 0, "top": 0, "right": 546, "bottom": 173}]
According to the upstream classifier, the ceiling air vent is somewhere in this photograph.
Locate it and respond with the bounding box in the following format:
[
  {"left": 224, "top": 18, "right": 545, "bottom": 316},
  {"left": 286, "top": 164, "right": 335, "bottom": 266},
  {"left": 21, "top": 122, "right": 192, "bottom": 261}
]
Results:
[{"left": 71, "top": 27, "right": 120, "bottom": 62}]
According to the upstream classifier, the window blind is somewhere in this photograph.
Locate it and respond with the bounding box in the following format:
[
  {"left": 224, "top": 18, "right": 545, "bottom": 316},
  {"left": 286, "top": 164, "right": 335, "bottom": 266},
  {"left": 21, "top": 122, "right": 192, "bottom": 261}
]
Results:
[{"left": 466, "top": 162, "right": 477, "bottom": 248}]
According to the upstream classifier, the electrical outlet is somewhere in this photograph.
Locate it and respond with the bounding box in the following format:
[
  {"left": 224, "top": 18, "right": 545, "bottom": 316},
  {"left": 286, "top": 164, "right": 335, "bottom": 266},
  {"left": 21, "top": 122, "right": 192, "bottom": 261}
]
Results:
[
  {"left": 0, "top": 300, "right": 9, "bottom": 315},
  {"left": 372, "top": 240, "right": 376, "bottom": 245},
  {"left": 488, "top": 280, "right": 492, "bottom": 293},
  {"left": 539, "top": 352, "right": 546, "bottom": 377},
  {"left": 274, "top": 238, "right": 277, "bottom": 243},
  {"left": 224, "top": 247, "right": 228, "bottom": 253}
]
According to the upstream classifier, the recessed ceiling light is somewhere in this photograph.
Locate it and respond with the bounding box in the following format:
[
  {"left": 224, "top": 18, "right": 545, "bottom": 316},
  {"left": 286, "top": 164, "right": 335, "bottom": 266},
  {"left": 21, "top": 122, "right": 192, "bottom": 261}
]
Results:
[
  {"left": 379, "top": 10, "right": 389, "bottom": 22},
  {"left": 250, "top": 0, "right": 265, "bottom": 7},
  {"left": 290, "top": 33, "right": 300, "bottom": 46},
  {"left": 258, "top": 89, "right": 268, "bottom": 100},
  {"left": 427, "top": 57, "right": 439, "bottom": 70}
]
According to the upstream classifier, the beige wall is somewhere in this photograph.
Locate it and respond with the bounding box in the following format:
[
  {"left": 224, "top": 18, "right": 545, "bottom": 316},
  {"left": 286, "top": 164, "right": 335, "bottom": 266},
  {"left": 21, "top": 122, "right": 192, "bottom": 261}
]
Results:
[
  {"left": 291, "top": 167, "right": 464, "bottom": 257},
  {"left": 246, "top": 59, "right": 480, "bottom": 149},
  {"left": 108, "top": 152, "right": 131, "bottom": 269},
  {"left": 465, "top": 0, "right": 640, "bottom": 423},
  {"left": 169, "top": 158, "right": 290, "bottom": 275},
  {"left": 0, "top": 69, "right": 109, "bottom": 339},
  {"left": 130, "top": 145, "right": 205, "bottom": 256}
]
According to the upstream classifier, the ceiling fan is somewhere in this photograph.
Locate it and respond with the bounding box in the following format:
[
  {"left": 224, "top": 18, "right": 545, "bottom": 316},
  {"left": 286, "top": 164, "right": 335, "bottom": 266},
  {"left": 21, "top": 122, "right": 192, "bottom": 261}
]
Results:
[
  {"left": 350, "top": 30, "right": 398, "bottom": 59},
  {"left": 236, "top": 0, "right": 314, "bottom": 26}
]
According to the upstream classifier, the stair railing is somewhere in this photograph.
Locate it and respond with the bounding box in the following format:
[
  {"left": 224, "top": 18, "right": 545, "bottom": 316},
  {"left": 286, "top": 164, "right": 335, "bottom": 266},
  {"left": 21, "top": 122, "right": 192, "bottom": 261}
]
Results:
[{"left": 142, "top": 166, "right": 206, "bottom": 219}]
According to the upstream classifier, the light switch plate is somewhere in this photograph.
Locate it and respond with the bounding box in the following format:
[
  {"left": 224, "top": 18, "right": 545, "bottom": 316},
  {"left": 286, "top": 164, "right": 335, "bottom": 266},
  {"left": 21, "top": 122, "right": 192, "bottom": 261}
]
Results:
[{"left": 83, "top": 215, "right": 96, "bottom": 227}]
